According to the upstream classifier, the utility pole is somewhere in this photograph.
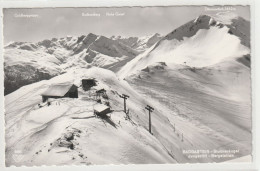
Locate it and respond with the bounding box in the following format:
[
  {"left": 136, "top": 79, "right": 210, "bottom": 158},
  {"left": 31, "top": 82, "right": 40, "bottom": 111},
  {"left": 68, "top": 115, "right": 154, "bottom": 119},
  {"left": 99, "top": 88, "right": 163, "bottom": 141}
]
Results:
[
  {"left": 119, "top": 94, "right": 129, "bottom": 114},
  {"left": 145, "top": 105, "right": 154, "bottom": 134}
]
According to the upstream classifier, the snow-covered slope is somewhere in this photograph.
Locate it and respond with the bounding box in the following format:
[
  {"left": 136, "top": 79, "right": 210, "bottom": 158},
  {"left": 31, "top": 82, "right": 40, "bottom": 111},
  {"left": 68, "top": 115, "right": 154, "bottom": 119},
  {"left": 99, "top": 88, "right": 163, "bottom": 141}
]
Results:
[
  {"left": 123, "top": 60, "right": 251, "bottom": 163},
  {"left": 5, "top": 67, "right": 177, "bottom": 166},
  {"left": 118, "top": 14, "right": 250, "bottom": 78},
  {"left": 4, "top": 33, "right": 140, "bottom": 95},
  {"left": 111, "top": 33, "right": 162, "bottom": 52},
  {"left": 5, "top": 65, "right": 251, "bottom": 166}
]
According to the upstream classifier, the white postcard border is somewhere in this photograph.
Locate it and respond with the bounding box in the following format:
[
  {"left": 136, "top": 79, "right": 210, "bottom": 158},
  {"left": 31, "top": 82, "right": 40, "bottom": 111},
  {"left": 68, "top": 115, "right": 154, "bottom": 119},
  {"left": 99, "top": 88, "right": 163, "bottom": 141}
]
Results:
[{"left": 0, "top": 0, "right": 259, "bottom": 171}]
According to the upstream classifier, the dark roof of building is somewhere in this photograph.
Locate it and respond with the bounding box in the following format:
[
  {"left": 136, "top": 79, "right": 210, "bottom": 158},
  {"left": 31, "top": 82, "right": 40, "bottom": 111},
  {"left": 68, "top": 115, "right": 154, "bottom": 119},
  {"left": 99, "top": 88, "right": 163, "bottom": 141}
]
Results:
[{"left": 42, "top": 84, "right": 77, "bottom": 97}]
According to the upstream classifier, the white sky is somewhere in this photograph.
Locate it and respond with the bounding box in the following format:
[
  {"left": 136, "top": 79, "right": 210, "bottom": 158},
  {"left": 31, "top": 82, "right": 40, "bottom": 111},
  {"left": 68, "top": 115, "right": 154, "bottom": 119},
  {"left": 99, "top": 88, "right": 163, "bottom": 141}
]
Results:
[{"left": 3, "top": 6, "right": 250, "bottom": 44}]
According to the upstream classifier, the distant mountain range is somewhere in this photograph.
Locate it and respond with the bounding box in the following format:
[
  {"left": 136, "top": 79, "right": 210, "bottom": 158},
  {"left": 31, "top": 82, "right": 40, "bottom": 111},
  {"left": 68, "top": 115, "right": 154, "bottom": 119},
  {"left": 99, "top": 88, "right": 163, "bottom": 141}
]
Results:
[
  {"left": 111, "top": 33, "right": 162, "bottom": 51},
  {"left": 4, "top": 33, "right": 162, "bottom": 95}
]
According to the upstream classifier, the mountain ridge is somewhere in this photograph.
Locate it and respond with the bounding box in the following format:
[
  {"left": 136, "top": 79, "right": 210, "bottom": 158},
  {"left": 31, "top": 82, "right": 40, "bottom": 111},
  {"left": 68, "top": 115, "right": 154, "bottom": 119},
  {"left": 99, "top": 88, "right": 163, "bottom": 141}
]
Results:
[
  {"left": 5, "top": 33, "right": 157, "bottom": 95},
  {"left": 118, "top": 14, "right": 250, "bottom": 79}
]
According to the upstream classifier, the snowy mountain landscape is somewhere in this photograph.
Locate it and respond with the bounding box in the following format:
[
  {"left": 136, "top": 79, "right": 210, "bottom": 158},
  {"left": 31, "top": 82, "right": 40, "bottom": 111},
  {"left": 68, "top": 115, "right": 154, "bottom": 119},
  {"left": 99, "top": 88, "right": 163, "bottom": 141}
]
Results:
[
  {"left": 4, "top": 33, "right": 146, "bottom": 95},
  {"left": 111, "top": 33, "right": 162, "bottom": 52},
  {"left": 4, "top": 11, "right": 251, "bottom": 166}
]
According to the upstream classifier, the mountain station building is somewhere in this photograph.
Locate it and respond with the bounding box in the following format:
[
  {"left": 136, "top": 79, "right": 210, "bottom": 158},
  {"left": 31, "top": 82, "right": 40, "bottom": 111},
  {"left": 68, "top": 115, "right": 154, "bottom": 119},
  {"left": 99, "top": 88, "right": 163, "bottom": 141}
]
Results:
[{"left": 41, "top": 83, "right": 78, "bottom": 102}]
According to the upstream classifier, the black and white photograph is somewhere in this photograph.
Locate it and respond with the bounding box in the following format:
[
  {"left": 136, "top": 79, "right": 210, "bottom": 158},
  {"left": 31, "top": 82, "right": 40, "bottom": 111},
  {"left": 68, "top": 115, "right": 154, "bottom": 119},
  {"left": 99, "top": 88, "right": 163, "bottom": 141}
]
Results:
[{"left": 3, "top": 5, "right": 252, "bottom": 167}]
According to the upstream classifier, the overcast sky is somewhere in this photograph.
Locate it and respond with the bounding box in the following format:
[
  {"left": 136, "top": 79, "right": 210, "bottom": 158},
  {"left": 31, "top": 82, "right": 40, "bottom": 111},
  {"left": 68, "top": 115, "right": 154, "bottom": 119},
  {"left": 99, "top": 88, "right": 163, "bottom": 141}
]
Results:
[{"left": 3, "top": 6, "right": 250, "bottom": 44}]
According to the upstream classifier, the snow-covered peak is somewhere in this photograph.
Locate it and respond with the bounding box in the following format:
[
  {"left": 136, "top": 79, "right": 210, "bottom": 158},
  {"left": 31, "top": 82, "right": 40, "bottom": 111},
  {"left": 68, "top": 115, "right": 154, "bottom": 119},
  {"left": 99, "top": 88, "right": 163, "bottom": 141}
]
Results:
[
  {"left": 155, "top": 12, "right": 249, "bottom": 49},
  {"left": 89, "top": 35, "right": 139, "bottom": 58},
  {"left": 111, "top": 33, "right": 162, "bottom": 52},
  {"left": 146, "top": 33, "right": 162, "bottom": 47},
  {"left": 77, "top": 33, "right": 98, "bottom": 43},
  {"left": 4, "top": 41, "right": 15, "bottom": 47},
  {"left": 195, "top": 14, "right": 214, "bottom": 23},
  {"left": 163, "top": 14, "right": 220, "bottom": 42},
  {"left": 5, "top": 41, "right": 32, "bottom": 49},
  {"left": 118, "top": 14, "right": 250, "bottom": 78},
  {"left": 194, "top": 13, "right": 238, "bottom": 25},
  {"left": 214, "top": 11, "right": 239, "bottom": 24}
]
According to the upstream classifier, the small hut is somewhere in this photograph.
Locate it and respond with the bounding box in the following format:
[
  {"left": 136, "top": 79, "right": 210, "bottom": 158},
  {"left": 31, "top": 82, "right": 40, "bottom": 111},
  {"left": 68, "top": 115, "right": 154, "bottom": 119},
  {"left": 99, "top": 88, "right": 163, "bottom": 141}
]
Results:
[
  {"left": 94, "top": 104, "right": 111, "bottom": 117},
  {"left": 95, "top": 88, "right": 107, "bottom": 98},
  {"left": 41, "top": 84, "right": 78, "bottom": 102},
  {"left": 82, "top": 78, "right": 96, "bottom": 91}
]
